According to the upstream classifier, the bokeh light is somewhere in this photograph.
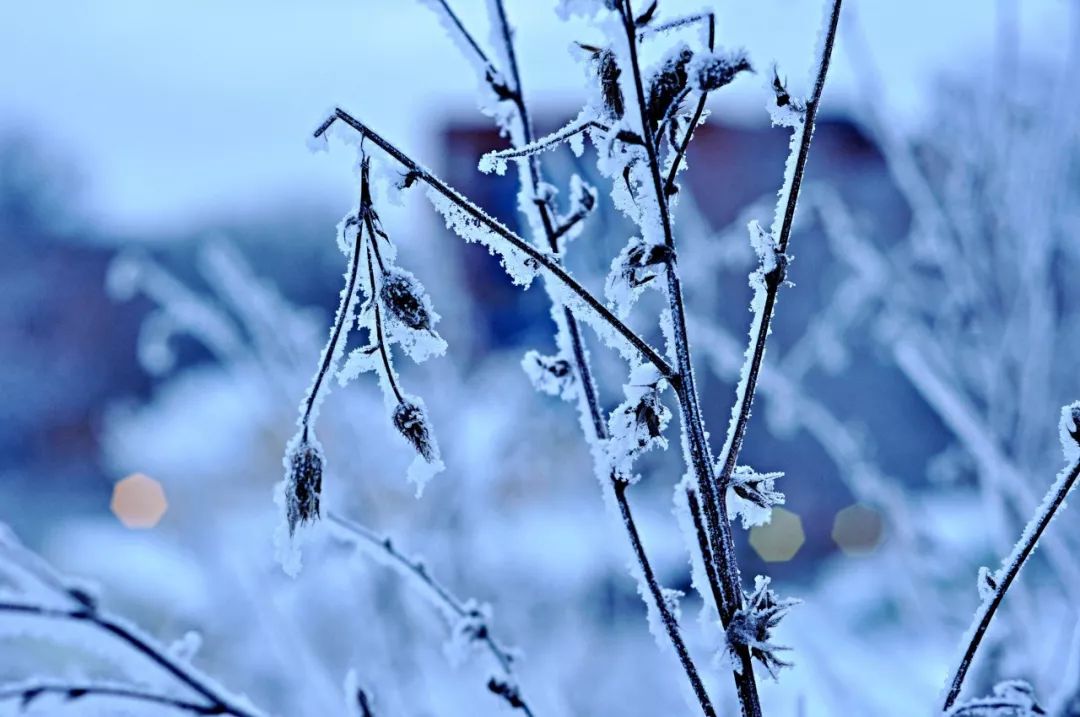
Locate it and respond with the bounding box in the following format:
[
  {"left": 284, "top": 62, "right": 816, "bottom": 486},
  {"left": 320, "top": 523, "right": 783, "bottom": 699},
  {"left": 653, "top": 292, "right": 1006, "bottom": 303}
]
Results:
[
  {"left": 749, "top": 508, "right": 805, "bottom": 563},
  {"left": 110, "top": 473, "right": 168, "bottom": 529},
  {"left": 831, "top": 503, "right": 884, "bottom": 556}
]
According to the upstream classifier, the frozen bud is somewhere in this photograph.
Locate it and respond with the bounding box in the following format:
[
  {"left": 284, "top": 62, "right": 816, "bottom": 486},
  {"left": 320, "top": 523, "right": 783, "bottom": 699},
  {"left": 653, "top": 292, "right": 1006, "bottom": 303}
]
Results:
[
  {"left": 646, "top": 45, "right": 694, "bottom": 130},
  {"left": 393, "top": 400, "right": 438, "bottom": 463},
  {"left": 607, "top": 364, "right": 672, "bottom": 474},
  {"left": 691, "top": 50, "right": 752, "bottom": 92},
  {"left": 285, "top": 439, "right": 324, "bottom": 535},
  {"left": 977, "top": 566, "right": 999, "bottom": 601},
  {"left": 595, "top": 49, "right": 625, "bottom": 120},
  {"left": 380, "top": 269, "right": 432, "bottom": 332}
]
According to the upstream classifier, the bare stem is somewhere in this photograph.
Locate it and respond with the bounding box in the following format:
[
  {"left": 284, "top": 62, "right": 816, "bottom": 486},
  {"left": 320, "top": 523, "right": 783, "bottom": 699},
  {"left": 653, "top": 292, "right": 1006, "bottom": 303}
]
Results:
[
  {"left": 300, "top": 194, "right": 366, "bottom": 441},
  {"left": 485, "top": 4, "right": 716, "bottom": 713},
  {"left": 0, "top": 682, "right": 228, "bottom": 715},
  {"left": 615, "top": 0, "right": 760, "bottom": 712},
  {"left": 714, "top": 0, "right": 843, "bottom": 489},
  {"left": 664, "top": 14, "right": 715, "bottom": 196},
  {"left": 313, "top": 109, "right": 673, "bottom": 379},
  {"left": 941, "top": 454, "right": 1080, "bottom": 711},
  {"left": 0, "top": 602, "right": 260, "bottom": 717},
  {"left": 326, "top": 513, "right": 534, "bottom": 717}
]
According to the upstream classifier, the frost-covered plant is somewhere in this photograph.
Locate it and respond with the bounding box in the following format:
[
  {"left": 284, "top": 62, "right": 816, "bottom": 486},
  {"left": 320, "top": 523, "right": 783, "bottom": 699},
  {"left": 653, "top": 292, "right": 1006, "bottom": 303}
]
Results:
[
  {"left": 939, "top": 404, "right": 1080, "bottom": 713},
  {"left": 279, "top": 157, "right": 446, "bottom": 572},
  {"left": 298, "top": 1, "right": 843, "bottom": 715},
  {"left": 0, "top": 524, "right": 266, "bottom": 716}
]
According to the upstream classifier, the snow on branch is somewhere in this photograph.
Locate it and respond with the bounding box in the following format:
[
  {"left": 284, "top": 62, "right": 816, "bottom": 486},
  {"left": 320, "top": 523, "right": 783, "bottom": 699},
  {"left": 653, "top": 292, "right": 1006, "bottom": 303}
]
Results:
[
  {"left": 713, "top": 0, "right": 843, "bottom": 494},
  {"left": 312, "top": 108, "right": 673, "bottom": 377},
  {"left": 0, "top": 526, "right": 265, "bottom": 717},
  {"left": 940, "top": 403, "right": 1080, "bottom": 712},
  {"left": 278, "top": 157, "right": 447, "bottom": 574}
]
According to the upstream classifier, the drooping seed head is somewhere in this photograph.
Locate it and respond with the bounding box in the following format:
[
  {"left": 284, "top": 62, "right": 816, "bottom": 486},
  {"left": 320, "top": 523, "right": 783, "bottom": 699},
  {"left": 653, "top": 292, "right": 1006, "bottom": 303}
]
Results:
[
  {"left": 380, "top": 269, "right": 432, "bottom": 332},
  {"left": 285, "top": 439, "right": 323, "bottom": 535},
  {"left": 393, "top": 400, "right": 438, "bottom": 463}
]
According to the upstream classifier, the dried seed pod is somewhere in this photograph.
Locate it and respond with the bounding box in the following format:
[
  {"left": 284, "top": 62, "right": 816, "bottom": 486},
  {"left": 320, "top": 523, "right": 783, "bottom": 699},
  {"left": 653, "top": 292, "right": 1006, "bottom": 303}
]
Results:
[
  {"left": 285, "top": 439, "right": 324, "bottom": 535},
  {"left": 646, "top": 45, "right": 694, "bottom": 131},
  {"left": 393, "top": 400, "right": 438, "bottom": 463},
  {"left": 380, "top": 268, "right": 432, "bottom": 332},
  {"left": 595, "top": 49, "right": 625, "bottom": 121}
]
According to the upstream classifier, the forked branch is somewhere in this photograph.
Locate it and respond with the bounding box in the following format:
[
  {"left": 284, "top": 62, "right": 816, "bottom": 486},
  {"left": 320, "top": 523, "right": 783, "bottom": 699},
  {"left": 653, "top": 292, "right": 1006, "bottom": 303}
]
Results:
[{"left": 313, "top": 109, "right": 673, "bottom": 379}]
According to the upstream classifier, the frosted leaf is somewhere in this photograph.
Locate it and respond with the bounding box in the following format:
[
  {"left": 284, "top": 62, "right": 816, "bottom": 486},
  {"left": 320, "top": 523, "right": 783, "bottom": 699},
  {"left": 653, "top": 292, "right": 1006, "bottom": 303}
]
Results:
[
  {"left": 725, "top": 575, "right": 799, "bottom": 679},
  {"left": 690, "top": 49, "right": 752, "bottom": 93},
  {"left": 605, "top": 236, "right": 670, "bottom": 318},
  {"left": 338, "top": 345, "right": 380, "bottom": 385},
  {"left": 521, "top": 350, "right": 577, "bottom": 401},
  {"left": 767, "top": 67, "right": 806, "bottom": 129},
  {"left": 607, "top": 363, "right": 671, "bottom": 479},
  {"left": 645, "top": 43, "right": 694, "bottom": 134},
  {"left": 945, "top": 680, "right": 1044, "bottom": 716},
  {"left": 1060, "top": 401, "right": 1080, "bottom": 462},
  {"left": 556, "top": 174, "right": 598, "bottom": 244},
  {"left": 444, "top": 601, "right": 492, "bottom": 667},
  {"left": 725, "top": 465, "right": 785, "bottom": 529},
  {"left": 977, "top": 566, "right": 999, "bottom": 601},
  {"left": 426, "top": 186, "right": 539, "bottom": 288},
  {"left": 337, "top": 213, "right": 361, "bottom": 256}
]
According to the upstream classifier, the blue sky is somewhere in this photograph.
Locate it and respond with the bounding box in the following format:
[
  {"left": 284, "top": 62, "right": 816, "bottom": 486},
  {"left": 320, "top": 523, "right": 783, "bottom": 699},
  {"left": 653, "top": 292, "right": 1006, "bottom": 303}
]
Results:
[{"left": 0, "top": 0, "right": 1069, "bottom": 233}]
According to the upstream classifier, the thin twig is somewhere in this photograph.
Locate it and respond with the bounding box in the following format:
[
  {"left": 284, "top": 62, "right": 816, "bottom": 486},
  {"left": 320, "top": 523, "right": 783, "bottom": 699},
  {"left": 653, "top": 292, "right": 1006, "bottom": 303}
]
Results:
[
  {"left": 0, "top": 681, "right": 226, "bottom": 715},
  {"left": 0, "top": 602, "right": 261, "bottom": 717},
  {"left": 615, "top": 0, "right": 759, "bottom": 711},
  {"left": 714, "top": 0, "right": 843, "bottom": 499},
  {"left": 481, "top": 118, "right": 609, "bottom": 166},
  {"left": 313, "top": 109, "right": 673, "bottom": 379},
  {"left": 326, "top": 513, "right": 534, "bottom": 717},
  {"left": 664, "top": 14, "right": 715, "bottom": 195},
  {"left": 300, "top": 189, "right": 367, "bottom": 441},
  {"left": 941, "top": 453, "right": 1080, "bottom": 711}
]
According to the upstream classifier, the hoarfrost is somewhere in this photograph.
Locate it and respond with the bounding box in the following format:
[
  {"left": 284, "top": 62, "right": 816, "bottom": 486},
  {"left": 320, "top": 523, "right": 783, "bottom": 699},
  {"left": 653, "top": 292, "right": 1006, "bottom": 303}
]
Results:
[
  {"left": 426, "top": 186, "right": 539, "bottom": 288},
  {"left": 521, "top": 350, "right": 577, "bottom": 401}
]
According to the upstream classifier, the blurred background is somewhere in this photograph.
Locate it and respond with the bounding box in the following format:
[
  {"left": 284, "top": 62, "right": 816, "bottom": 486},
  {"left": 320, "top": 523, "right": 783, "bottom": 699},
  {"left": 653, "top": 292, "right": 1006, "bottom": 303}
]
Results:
[{"left": 2, "top": 0, "right": 1080, "bottom": 715}]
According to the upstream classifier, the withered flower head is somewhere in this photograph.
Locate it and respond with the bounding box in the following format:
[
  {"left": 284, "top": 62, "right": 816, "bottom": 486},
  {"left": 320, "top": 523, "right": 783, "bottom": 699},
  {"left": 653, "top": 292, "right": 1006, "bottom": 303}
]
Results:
[
  {"left": 285, "top": 439, "right": 324, "bottom": 535},
  {"left": 393, "top": 400, "right": 438, "bottom": 463},
  {"left": 380, "top": 269, "right": 432, "bottom": 332}
]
